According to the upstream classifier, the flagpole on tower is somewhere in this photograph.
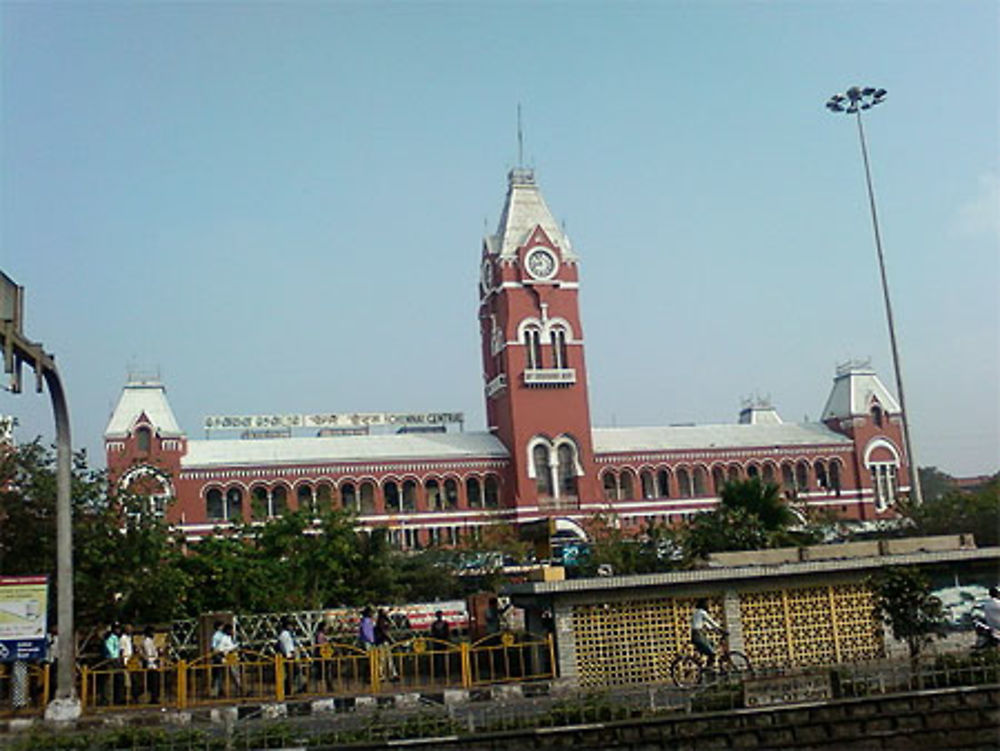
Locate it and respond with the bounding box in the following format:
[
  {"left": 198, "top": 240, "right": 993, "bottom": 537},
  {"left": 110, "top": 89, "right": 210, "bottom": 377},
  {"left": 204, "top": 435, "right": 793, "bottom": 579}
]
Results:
[{"left": 517, "top": 103, "right": 524, "bottom": 168}]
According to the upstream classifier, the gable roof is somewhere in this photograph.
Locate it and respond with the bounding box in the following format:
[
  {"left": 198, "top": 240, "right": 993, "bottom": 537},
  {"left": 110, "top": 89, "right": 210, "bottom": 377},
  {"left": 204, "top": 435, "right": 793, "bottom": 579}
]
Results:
[
  {"left": 592, "top": 421, "right": 851, "bottom": 455},
  {"left": 105, "top": 380, "right": 183, "bottom": 439},
  {"left": 487, "top": 168, "right": 577, "bottom": 261},
  {"left": 181, "top": 431, "right": 510, "bottom": 469},
  {"left": 821, "top": 365, "right": 900, "bottom": 421}
]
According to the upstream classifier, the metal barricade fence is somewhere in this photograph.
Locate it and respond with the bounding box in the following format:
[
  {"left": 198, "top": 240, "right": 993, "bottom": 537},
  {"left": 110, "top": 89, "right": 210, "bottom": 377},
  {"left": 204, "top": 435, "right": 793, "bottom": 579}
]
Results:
[
  {"left": 184, "top": 650, "right": 275, "bottom": 706},
  {"left": 469, "top": 631, "right": 555, "bottom": 687},
  {"left": 14, "top": 632, "right": 557, "bottom": 715},
  {"left": 272, "top": 644, "right": 373, "bottom": 701},
  {"left": 388, "top": 637, "right": 465, "bottom": 691},
  {"left": 80, "top": 658, "right": 179, "bottom": 711},
  {"left": 0, "top": 661, "right": 49, "bottom": 716}
]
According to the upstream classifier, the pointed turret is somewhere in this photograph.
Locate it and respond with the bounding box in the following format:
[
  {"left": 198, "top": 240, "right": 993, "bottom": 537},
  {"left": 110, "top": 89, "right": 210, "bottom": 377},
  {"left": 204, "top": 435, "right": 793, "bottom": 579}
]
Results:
[
  {"left": 486, "top": 169, "right": 576, "bottom": 261},
  {"left": 821, "top": 361, "right": 900, "bottom": 423},
  {"left": 104, "top": 377, "right": 186, "bottom": 506},
  {"left": 105, "top": 378, "right": 183, "bottom": 439}
]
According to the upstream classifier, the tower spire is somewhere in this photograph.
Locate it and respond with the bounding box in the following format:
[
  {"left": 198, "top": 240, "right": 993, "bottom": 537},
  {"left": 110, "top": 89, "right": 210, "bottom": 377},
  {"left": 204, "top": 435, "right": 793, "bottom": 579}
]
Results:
[{"left": 517, "top": 103, "right": 524, "bottom": 167}]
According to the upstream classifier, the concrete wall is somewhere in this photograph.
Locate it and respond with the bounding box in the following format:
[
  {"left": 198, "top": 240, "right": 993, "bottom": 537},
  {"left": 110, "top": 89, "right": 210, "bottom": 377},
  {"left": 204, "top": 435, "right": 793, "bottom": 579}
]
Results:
[{"left": 449, "top": 685, "right": 1000, "bottom": 750}]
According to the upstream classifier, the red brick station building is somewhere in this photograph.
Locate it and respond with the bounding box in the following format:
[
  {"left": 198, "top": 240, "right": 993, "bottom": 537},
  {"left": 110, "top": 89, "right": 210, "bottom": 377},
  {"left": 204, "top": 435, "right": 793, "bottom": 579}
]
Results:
[{"left": 105, "top": 168, "right": 912, "bottom": 546}]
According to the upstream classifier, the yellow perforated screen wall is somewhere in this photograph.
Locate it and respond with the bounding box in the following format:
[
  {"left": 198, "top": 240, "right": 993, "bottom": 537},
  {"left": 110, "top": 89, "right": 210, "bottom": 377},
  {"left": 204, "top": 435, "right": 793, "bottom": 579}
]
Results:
[
  {"left": 570, "top": 597, "right": 723, "bottom": 687},
  {"left": 739, "top": 583, "right": 883, "bottom": 668},
  {"left": 569, "top": 584, "right": 883, "bottom": 687}
]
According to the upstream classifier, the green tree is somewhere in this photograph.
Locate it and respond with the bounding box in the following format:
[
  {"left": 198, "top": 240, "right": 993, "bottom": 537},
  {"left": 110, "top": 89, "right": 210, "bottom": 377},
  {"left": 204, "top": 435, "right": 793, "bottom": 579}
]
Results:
[
  {"left": 917, "top": 466, "right": 956, "bottom": 502},
  {"left": 1, "top": 440, "right": 471, "bottom": 624},
  {"left": 680, "top": 477, "right": 805, "bottom": 561},
  {"left": 683, "top": 505, "right": 769, "bottom": 561},
  {"left": 898, "top": 475, "right": 998, "bottom": 547},
  {"left": 0, "top": 440, "right": 60, "bottom": 576},
  {"left": 868, "top": 566, "right": 944, "bottom": 659},
  {"left": 574, "top": 514, "right": 684, "bottom": 577},
  {"left": 74, "top": 495, "right": 191, "bottom": 626},
  {"left": 392, "top": 549, "right": 464, "bottom": 603},
  {"left": 176, "top": 534, "right": 260, "bottom": 616},
  {"left": 718, "top": 477, "right": 795, "bottom": 532},
  {"left": 0, "top": 441, "right": 194, "bottom": 628}
]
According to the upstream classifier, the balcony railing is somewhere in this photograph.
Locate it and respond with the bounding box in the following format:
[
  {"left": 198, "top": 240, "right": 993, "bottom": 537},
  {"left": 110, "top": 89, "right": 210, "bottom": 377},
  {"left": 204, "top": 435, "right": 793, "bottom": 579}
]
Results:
[
  {"left": 523, "top": 368, "right": 576, "bottom": 386},
  {"left": 485, "top": 374, "right": 507, "bottom": 398}
]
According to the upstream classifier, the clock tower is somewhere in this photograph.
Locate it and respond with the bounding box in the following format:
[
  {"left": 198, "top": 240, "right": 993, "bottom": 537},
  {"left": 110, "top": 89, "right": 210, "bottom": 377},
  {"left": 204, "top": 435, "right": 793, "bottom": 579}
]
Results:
[{"left": 479, "top": 168, "right": 599, "bottom": 518}]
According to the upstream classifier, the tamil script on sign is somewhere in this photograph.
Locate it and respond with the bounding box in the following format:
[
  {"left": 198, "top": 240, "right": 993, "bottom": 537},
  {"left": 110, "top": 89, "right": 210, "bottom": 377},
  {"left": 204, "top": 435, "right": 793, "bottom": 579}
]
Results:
[{"left": 204, "top": 411, "right": 464, "bottom": 431}]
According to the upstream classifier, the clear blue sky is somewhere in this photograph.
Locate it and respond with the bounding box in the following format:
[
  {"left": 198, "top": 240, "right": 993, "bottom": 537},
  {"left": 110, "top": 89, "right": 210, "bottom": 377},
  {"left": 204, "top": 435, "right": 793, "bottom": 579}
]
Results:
[{"left": 2, "top": 1, "right": 997, "bottom": 477}]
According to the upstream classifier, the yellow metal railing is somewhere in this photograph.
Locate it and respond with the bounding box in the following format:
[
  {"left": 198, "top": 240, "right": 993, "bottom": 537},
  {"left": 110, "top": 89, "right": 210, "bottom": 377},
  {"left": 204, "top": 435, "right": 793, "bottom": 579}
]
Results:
[
  {"left": 0, "top": 661, "right": 50, "bottom": 717},
  {"left": 80, "top": 657, "right": 178, "bottom": 711},
  {"left": 13, "top": 632, "right": 554, "bottom": 716},
  {"left": 468, "top": 631, "right": 555, "bottom": 687}
]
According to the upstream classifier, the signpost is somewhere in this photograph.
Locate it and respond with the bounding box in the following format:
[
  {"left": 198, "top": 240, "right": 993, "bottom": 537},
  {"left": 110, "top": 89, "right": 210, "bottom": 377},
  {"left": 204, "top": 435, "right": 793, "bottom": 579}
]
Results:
[
  {"left": 0, "top": 576, "right": 49, "bottom": 662},
  {"left": 0, "top": 271, "right": 79, "bottom": 719}
]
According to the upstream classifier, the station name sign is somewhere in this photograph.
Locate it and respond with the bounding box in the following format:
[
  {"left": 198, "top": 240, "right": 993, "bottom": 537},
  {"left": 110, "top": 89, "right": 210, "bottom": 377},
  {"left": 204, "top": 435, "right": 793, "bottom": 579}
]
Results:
[
  {"left": 0, "top": 575, "right": 48, "bottom": 663},
  {"left": 204, "top": 411, "right": 464, "bottom": 431}
]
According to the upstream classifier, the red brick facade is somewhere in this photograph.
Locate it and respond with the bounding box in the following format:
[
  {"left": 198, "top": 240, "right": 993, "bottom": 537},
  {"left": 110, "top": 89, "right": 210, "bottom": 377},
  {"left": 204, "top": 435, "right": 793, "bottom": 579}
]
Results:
[{"left": 105, "top": 169, "right": 911, "bottom": 544}]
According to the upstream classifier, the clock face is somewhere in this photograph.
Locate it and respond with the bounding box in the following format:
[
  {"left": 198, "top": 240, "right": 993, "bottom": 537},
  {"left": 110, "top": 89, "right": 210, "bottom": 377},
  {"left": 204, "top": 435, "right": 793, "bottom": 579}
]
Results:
[{"left": 525, "top": 247, "right": 557, "bottom": 280}]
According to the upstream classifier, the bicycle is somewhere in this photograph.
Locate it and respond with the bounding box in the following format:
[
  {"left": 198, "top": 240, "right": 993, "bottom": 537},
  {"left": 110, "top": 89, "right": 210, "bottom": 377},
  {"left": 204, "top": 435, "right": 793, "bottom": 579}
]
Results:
[{"left": 669, "top": 631, "right": 752, "bottom": 688}]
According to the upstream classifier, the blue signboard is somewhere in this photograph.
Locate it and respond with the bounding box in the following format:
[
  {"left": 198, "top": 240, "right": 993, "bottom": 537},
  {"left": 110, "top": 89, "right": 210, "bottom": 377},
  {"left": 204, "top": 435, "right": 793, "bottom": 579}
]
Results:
[
  {"left": 0, "top": 575, "right": 49, "bottom": 663},
  {"left": 0, "top": 638, "right": 46, "bottom": 662}
]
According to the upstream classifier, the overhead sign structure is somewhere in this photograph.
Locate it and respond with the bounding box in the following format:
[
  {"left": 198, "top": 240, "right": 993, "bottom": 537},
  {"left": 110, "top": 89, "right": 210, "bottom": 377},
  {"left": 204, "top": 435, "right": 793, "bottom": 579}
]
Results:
[
  {"left": 0, "top": 576, "right": 49, "bottom": 662},
  {"left": 204, "top": 411, "right": 465, "bottom": 432}
]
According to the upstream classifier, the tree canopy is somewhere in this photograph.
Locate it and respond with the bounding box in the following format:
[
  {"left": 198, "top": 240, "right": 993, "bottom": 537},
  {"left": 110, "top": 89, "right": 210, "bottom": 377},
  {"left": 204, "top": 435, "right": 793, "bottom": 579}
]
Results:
[
  {"left": 868, "top": 566, "right": 944, "bottom": 658},
  {"left": 901, "top": 472, "right": 999, "bottom": 547},
  {"left": 0, "top": 441, "right": 468, "bottom": 629},
  {"left": 4, "top": 441, "right": 994, "bottom": 630}
]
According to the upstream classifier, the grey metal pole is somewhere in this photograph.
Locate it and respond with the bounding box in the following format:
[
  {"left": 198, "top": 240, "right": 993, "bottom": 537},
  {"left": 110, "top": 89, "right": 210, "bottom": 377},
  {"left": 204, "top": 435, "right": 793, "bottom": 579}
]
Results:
[
  {"left": 1, "top": 275, "right": 80, "bottom": 718},
  {"left": 827, "top": 87, "right": 924, "bottom": 506},
  {"left": 852, "top": 110, "right": 924, "bottom": 507},
  {"left": 42, "top": 366, "right": 77, "bottom": 706}
]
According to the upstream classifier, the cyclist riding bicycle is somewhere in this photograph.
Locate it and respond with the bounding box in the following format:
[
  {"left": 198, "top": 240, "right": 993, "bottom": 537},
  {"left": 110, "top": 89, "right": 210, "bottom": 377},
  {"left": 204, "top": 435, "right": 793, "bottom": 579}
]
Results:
[{"left": 691, "top": 598, "right": 726, "bottom": 668}]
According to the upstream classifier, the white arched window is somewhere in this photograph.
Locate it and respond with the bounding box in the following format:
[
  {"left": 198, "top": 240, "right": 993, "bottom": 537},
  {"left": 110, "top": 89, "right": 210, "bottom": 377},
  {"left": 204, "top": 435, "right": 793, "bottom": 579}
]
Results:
[
  {"left": 864, "top": 439, "right": 901, "bottom": 511},
  {"left": 524, "top": 327, "right": 543, "bottom": 369},
  {"left": 557, "top": 442, "right": 579, "bottom": 497},
  {"left": 533, "top": 444, "right": 553, "bottom": 495},
  {"left": 870, "top": 464, "right": 897, "bottom": 511},
  {"left": 551, "top": 327, "right": 569, "bottom": 369}
]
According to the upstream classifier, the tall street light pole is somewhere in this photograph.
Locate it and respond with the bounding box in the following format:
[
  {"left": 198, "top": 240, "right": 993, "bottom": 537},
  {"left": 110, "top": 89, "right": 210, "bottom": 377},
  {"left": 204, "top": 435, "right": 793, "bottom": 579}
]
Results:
[
  {"left": 826, "top": 86, "right": 923, "bottom": 507},
  {"left": 1, "top": 272, "right": 81, "bottom": 720}
]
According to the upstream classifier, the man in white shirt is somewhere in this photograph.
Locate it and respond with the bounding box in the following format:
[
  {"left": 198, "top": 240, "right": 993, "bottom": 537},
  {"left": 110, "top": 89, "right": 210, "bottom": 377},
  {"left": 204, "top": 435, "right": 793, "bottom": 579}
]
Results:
[
  {"left": 277, "top": 618, "right": 300, "bottom": 695},
  {"left": 210, "top": 621, "right": 226, "bottom": 697},
  {"left": 216, "top": 623, "right": 241, "bottom": 696},
  {"left": 691, "top": 599, "right": 725, "bottom": 668},
  {"left": 119, "top": 623, "right": 135, "bottom": 701},
  {"left": 140, "top": 626, "right": 160, "bottom": 703}
]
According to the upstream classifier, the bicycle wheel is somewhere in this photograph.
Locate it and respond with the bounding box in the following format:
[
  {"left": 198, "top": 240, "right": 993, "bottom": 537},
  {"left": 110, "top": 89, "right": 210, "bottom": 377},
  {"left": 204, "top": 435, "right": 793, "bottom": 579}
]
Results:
[
  {"left": 670, "top": 654, "right": 702, "bottom": 688},
  {"left": 718, "top": 651, "right": 752, "bottom": 680}
]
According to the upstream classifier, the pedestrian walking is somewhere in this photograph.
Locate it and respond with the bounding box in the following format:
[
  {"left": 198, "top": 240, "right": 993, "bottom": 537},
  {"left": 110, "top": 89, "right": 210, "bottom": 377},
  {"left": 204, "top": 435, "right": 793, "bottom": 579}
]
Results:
[
  {"left": 430, "top": 610, "right": 451, "bottom": 680},
  {"left": 375, "top": 609, "right": 398, "bottom": 682},
  {"left": 140, "top": 626, "right": 160, "bottom": 704},
  {"left": 101, "top": 622, "right": 124, "bottom": 705},
  {"left": 119, "top": 623, "right": 136, "bottom": 702},
  {"left": 276, "top": 618, "right": 301, "bottom": 695}
]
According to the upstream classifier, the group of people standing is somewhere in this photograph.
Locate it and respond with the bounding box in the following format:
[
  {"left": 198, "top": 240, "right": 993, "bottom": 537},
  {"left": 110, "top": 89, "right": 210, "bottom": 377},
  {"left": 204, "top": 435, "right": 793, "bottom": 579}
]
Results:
[
  {"left": 100, "top": 622, "right": 160, "bottom": 705},
  {"left": 94, "top": 606, "right": 458, "bottom": 705},
  {"left": 357, "top": 607, "right": 399, "bottom": 681}
]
